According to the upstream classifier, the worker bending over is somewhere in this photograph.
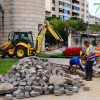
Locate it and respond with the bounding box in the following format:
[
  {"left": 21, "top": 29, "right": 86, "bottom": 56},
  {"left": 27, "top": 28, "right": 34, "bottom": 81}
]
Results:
[
  {"left": 82, "top": 41, "right": 96, "bottom": 81},
  {"left": 68, "top": 57, "right": 83, "bottom": 72}
]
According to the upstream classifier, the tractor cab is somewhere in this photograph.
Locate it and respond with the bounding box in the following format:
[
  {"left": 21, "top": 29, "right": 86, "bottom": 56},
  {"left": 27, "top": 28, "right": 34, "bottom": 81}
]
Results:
[{"left": 8, "top": 31, "right": 34, "bottom": 47}]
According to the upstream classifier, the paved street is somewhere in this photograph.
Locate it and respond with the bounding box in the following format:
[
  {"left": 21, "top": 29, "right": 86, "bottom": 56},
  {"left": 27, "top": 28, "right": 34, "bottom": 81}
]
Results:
[{"left": 47, "top": 58, "right": 70, "bottom": 65}]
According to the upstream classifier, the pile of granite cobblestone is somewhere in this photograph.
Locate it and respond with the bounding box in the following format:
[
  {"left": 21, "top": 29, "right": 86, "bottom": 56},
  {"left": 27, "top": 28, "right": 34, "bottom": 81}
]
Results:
[{"left": 0, "top": 56, "right": 87, "bottom": 99}]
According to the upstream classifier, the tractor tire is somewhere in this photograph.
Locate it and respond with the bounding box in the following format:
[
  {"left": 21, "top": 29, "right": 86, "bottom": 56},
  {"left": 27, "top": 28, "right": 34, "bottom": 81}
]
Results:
[
  {"left": 0, "top": 48, "right": 6, "bottom": 58},
  {"left": 15, "top": 46, "right": 27, "bottom": 59}
]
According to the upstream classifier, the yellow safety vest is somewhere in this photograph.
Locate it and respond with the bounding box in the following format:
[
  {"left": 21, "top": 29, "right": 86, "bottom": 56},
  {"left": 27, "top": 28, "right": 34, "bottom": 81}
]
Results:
[
  {"left": 86, "top": 45, "right": 96, "bottom": 60},
  {"left": 86, "top": 45, "right": 95, "bottom": 55}
]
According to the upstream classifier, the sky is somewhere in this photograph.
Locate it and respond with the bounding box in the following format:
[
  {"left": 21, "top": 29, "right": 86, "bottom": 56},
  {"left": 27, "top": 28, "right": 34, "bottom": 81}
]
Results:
[{"left": 87, "top": 0, "right": 100, "bottom": 17}]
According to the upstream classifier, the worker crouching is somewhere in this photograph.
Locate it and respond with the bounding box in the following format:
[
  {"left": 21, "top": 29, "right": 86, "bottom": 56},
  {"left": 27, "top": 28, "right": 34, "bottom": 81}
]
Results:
[{"left": 68, "top": 57, "right": 83, "bottom": 72}]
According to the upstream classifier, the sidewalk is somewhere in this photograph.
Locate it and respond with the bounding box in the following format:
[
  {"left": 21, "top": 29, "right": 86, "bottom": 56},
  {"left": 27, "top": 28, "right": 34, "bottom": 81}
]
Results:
[{"left": 45, "top": 47, "right": 66, "bottom": 55}]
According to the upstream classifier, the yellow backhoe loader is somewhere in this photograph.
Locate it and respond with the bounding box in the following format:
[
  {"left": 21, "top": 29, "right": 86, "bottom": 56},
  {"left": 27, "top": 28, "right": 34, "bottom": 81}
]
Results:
[{"left": 0, "top": 21, "right": 63, "bottom": 59}]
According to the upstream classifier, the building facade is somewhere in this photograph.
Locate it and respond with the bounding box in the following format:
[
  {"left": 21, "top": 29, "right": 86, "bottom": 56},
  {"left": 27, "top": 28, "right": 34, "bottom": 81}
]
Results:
[
  {"left": 0, "top": 0, "right": 45, "bottom": 46},
  {"left": 0, "top": 0, "right": 3, "bottom": 45},
  {"left": 89, "top": 15, "right": 100, "bottom": 25},
  {"left": 45, "top": 0, "right": 89, "bottom": 22}
]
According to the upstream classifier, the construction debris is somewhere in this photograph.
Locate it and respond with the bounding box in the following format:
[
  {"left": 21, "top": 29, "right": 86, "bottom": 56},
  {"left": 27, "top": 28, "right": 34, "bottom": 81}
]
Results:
[{"left": 0, "top": 56, "right": 85, "bottom": 99}]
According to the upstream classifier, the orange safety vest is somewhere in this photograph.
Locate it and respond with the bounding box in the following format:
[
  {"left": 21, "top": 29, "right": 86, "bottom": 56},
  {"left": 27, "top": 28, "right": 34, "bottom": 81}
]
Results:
[{"left": 94, "top": 47, "right": 100, "bottom": 57}]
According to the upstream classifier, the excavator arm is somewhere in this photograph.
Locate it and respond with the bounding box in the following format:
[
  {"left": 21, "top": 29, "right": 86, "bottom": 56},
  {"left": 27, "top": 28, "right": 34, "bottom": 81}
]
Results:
[
  {"left": 35, "top": 20, "right": 64, "bottom": 55},
  {"left": 45, "top": 21, "right": 63, "bottom": 42}
]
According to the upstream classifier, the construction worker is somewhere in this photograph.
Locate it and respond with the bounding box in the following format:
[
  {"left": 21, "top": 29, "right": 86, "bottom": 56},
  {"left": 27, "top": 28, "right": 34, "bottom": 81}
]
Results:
[
  {"left": 22, "top": 34, "right": 28, "bottom": 42},
  {"left": 68, "top": 57, "right": 83, "bottom": 71},
  {"left": 82, "top": 41, "right": 96, "bottom": 81}
]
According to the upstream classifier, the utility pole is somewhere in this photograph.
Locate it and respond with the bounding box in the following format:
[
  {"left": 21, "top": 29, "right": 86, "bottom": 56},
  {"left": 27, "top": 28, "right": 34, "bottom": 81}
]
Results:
[{"left": 87, "top": 13, "right": 90, "bottom": 43}]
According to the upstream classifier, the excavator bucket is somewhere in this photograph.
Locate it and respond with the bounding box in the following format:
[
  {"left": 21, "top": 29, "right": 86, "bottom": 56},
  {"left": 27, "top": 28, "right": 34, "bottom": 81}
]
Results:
[{"left": 47, "top": 44, "right": 59, "bottom": 51}]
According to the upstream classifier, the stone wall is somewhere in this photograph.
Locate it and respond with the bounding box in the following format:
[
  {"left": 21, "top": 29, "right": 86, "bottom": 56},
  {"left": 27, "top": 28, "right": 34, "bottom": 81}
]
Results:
[
  {"left": 68, "top": 29, "right": 83, "bottom": 48},
  {"left": 68, "top": 30, "right": 100, "bottom": 48},
  {"left": 1, "top": 0, "right": 45, "bottom": 47}
]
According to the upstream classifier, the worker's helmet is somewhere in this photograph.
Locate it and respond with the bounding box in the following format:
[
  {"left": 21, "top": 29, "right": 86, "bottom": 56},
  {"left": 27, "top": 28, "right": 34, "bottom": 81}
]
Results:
[{"left": 94, "top": 32, "right": 96, "bottom": 34}]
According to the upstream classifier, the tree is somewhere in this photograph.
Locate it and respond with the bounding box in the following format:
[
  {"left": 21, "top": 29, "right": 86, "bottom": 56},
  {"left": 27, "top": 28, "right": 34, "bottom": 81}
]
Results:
[
  {"left": 46, "top": 16, "right": 60, "bottom": 21},
  {"left": 89, "top": 24, "right": 100, "bottom": 31}
]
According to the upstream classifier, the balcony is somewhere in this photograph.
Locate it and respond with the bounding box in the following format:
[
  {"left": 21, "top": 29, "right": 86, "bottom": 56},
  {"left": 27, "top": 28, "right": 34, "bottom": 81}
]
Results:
[
  {"left": 63, "top": 6, "right": 71, "bottom": 11},
  {"left": 59, "top": 5, "right": 64, "bottom": 9},
  {"left": 64, "top": 0, "right": 71, "bottom": 4},
  {"left": 72, "top": 3, "right": 80, "bottom": 7},
  {"left": 72, "top": 11, "right": 79, "bottom": 15},
  {"left": 72, "top": 15, "right": 78, "bottom": 17},
  {"left": 72, "top": 12, "right": 79, "bottom": 17},
  {"left": 72, "top": 0, "right": 80, "bottom": 7},
  {"left": 74, "top": 0, "right": 80, "bottom": 2},
  {"left": 63, "top": 14, "right": 71, "bottom": 17}
]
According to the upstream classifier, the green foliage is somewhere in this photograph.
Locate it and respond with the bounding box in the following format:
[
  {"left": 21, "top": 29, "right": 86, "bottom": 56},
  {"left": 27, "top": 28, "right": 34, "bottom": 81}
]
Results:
[
  {"left": 46, "top": 17, "right": 100, "bottom": 43},
  {"left": 46, "top": 16, "right": 60, "bottom": 21},
  {"left": 89, "top": 24, "right": 100, "bottom": 31},
  {"left": 70, "top": 17, "right": 80, "bottom": 20},
  {"left": 45, "top": 18, "right": 87, "bottom": 42},
  {"left": 39, "top": 54, "right": 80, "bottom": 58},
  {"left": 0, "top": 59, "right": 19, "bottom": 74}
]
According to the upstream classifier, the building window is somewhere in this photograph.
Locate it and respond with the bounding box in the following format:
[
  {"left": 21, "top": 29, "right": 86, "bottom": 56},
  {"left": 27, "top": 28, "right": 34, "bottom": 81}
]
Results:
[
  {"left": 59, "top": 15, "right": 69, "bottom": 20},
  {"left": 59, "top": 1, "right": 64, "bottom": 6},
  {"left": 81, "top": 14, "right": 84, "bottom": 18},
  {"left": 52, "top": 7, "right": 55, "bottom": 11},
  {"left": 73, "top": 6, "right": 79, "bottom": 11},
  {"left": 64, "top": 16, "right": 69, "bottom": 20},
  {"left": 64, "top": 3, "right": 70, "bottom": 8},
  {"left": 52, "top": 0, "right": 55, "bottom": 4},
  {"left": 81, "top": 3, "right": 84, "bottom": 7},
  {"left": 59, "top": 15, "right": 63, "bottom": 20},
  {"left": 59, "top": 9, "right": 70, "bottom": 14},
  {"left": 67, "top": 0, "right": 70, "bottom": 2},
  {"left": 59, "top": 8, "right": 64, "bottom": 13},
  {"left": 87, "top": 16, "right": 89, "bottom": 19},
  {"left": 86, "top": 10, "right": 88, "bottom": 14},
  {"left": 81, "top": 9, "right": 84, "bottom": 12},
  {"left": 64, "top": 10, "right": 70, "bottom": 14},
  {"left": 86, "top": 4, "right": 88, "bottom": 8},
  {"left": 38, "top": 24, "right": 43, "bottom": 31}
]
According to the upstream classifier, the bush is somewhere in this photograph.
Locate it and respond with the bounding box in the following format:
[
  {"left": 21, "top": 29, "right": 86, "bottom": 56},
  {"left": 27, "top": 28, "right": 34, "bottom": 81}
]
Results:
[{"left": 62, "top": 47, "right": 81, "bottom": 56}]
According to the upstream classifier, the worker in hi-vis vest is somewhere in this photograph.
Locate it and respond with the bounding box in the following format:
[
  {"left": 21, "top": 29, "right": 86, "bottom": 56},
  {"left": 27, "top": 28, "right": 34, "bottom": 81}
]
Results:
[{"left": 82, "top": 41, "right": 96, "bottom": 81}]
